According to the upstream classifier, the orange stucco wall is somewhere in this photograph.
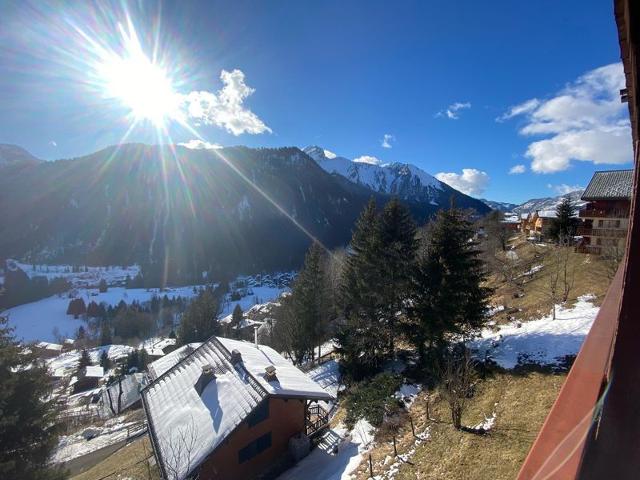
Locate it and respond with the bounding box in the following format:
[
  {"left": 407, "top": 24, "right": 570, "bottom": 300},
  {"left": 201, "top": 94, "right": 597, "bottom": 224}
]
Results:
[{"left": 196, "top": 397, "right": 305, "bottom": 480}]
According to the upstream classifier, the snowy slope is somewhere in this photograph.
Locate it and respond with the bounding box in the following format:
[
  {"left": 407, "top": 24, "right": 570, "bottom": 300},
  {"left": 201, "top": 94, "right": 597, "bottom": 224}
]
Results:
[
  {"left": 513, "top": 190, "right": 585, "bottom": 215},
  {"left": 3, "top": 286, "right": 204, "bottom": 342},
  {"left": 470, "top": 295, "right": 599, "bottom": 369}
]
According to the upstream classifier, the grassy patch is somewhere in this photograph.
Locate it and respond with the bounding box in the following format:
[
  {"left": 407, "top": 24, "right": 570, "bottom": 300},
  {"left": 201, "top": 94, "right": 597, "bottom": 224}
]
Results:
[
  {"left": 353, "top": 371, "right": 565, "bottom": 480},
  {"left": 488, "top": 235, "right": 612, "bottom": 323},
  {"left": 71, "top": 435, "right": 160, "bottom": 480}
]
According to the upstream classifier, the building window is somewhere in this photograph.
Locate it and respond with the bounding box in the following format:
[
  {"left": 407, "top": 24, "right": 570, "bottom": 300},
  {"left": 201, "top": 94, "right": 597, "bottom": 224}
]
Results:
[
  {"left": 598, "top": 220, "right": 603, "bottom": 227},
  {"left": 247, "top": 401, "right": 269, "bottom": 427},
  {"left": 238, "top": 432, "right": 272, "bottom": 464}
]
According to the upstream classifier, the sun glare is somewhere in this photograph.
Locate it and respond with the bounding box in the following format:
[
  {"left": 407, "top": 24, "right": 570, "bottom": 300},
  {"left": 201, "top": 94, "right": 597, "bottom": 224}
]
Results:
[{"left": 95, "top": 22, "right": 181, "bottom": 127}]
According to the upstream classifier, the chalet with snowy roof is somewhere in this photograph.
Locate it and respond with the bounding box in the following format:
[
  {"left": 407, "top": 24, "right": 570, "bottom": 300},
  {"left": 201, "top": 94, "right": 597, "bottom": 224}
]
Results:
[
  {"left": 141, "top": 337, "right": 334, "bottom": 480},
  {"left": 33, "top": 341, "right": 63, "bottom": 359},
  {"left": 576, "top": 169, "right": 633, "bottom": 254},
  {"left": 73, "top": 365, "right": 104, "bottom": 393}
]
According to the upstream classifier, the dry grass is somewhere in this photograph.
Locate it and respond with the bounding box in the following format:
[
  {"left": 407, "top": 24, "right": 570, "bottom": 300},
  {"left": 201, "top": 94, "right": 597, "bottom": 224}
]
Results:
[
  {"left": 353, "top": 371, "right": 566, "bottom": 480},
  {"left": 487, "top": 235, "right": 613, "bottom": 323},
  {"left": 71, "top": 435, "right": 160, "bottom": 480}
]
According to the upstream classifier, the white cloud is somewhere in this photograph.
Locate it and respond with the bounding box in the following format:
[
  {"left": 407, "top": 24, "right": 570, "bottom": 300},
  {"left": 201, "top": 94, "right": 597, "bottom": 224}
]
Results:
[
  {"left": 436, "top": 102, "right": 471, "bottom": 120},
  {"left": 381, "top": 134, "right": 395, "bottom": 148},
  {"left": 547, "top": 183, "right": 584, "bottom": 195},
  {"left": 353, "top": 155, "right": 383, "bottom": 166},
  {"left": 179, "top": 69, "right": 271, "bottom": 136},
  {"left": 435, "top": 168, "right": 490, "bottom": 196},
  {"left": 49, "top": 140, "right": 57, "bottom": 147},
  {"left": 509, "top": 164, "right": 526, "bottom": 174},
  {"left": 178, "top": 139, "right": 223, "bottom": 150},
  {"left": 496, "top": 99, "right": 540, "bottom": 122},
  {"left": 499, "top": 63, "right": 632, "bottom": 173}
]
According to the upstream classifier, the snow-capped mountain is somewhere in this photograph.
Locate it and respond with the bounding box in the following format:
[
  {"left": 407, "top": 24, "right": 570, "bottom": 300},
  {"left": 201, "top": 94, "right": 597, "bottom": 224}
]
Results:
[
  {"left": 303, "top": 146, "right": 490, "bottom": 213},
  {"left": 480, "top": 199, "right": 519, "bottom": 212},
  {"left": 512, "top": 190, "right": 585, "bottom": 215}
]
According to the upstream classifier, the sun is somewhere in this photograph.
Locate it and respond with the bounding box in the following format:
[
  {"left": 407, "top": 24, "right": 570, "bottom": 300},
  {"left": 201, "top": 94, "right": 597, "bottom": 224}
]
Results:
[
  {"left": 95, "top": 22, "right": 181, "bottom": 127},
  {"left": 99, "top": 57, "right": 179, "bottom": 126}
]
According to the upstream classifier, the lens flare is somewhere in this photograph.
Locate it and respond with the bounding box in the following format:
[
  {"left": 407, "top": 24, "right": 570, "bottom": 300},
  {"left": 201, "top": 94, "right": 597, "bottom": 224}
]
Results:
[{"left": 92, "top": 21, "right": 181, "bottom": 127}]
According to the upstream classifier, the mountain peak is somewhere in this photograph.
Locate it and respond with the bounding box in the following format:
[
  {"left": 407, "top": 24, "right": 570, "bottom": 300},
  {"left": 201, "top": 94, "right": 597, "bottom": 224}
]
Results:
[
  {"left": 302, "top": 145, "right": 489, "bottom": 214},
  {"left": 0, "top": 144, "right": 42, "bottom": 167},
  {"left": 302, "top": 145, "right": 337, "bottom": 162}
]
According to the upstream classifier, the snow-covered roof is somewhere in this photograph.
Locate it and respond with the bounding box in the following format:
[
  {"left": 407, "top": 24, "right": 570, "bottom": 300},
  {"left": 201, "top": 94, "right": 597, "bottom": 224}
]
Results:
[
  {"left": 147, "top": 343, "right": 202, "bottom": 380},
  {"left": 99, "top": 373, "right": 147, "bottom": 417},
  {"left": 218, "top": 338, "right": 334, "bottom": 400},
  {"left": 537, "top": 210, "right": 557, "bottom": 218},
  {"left": 142, "top": 337, "right": 334, "bottom": 479},
  {"left": 84, "top": 366, "right": 104, "bottom": 378},
  {"left": 36, "top": 341, "right": 63, "bottom": 351}
]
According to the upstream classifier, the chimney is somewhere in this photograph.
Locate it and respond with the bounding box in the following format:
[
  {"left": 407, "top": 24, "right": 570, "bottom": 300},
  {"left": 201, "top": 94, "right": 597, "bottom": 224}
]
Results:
[
  {"left": 264, "top": 365, "right": 278, "bottom": 382},
  {"left": 230, "top": 349, "right": 242, "bottom": 366},
  {"left": 194, "top": 365, "right": 216, "bottom": 396},
  {"left": 254, "top": 325, "right": 259, "bottom": 348}
]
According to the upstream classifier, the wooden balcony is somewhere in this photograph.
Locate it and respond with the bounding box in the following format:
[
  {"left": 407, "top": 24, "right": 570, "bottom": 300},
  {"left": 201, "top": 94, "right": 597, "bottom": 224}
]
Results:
[
  {"left": 579, "top": 209, "right": 629, "bottom": 219},
  {"left": 517, "top": 267, "right": 623, "bottom": 479},
  {"left": 576, "top": 226, "right": 628, "bottom": 238}
]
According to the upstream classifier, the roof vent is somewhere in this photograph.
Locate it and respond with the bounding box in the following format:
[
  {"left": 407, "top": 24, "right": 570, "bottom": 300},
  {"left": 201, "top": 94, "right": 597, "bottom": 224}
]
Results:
[
  {"left": 264, "top": 365, "right": 278, "bottom": 382},
  {"left": 195, "top": 365, "right": 216, "bottom": 396},
  {"left": 230, "top": 349, "right": 242, "bottom": 365}
]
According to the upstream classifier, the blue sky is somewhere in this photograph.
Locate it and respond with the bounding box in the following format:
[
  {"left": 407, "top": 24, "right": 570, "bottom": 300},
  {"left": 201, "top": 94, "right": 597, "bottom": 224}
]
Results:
[{"left": 0, "top": 0, "right": 632, "bottom": 203}]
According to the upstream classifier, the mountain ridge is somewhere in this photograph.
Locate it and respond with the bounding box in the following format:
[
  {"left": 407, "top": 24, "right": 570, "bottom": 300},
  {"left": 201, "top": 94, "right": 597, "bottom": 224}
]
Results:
[
  {"left": 0, "top": 144, "right": 443, "bottom": 284},
  {"left": 303, "top": 145, "right": 490, "bottom": 213}
]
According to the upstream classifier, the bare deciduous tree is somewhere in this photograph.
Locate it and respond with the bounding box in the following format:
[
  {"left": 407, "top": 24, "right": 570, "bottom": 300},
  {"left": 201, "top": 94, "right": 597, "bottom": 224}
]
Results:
[
  {"left": 602, "top": 243, "right": 625, "bottom": 279},
  {"left": 163, "top": 420, "right": 199, "bottom": 480},
  {"left": 439, "top": 346, "right": 476, "bottom": 430}
]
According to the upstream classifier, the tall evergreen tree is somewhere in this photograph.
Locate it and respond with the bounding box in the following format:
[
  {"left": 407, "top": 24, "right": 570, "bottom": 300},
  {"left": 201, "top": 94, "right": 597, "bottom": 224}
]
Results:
[
  {"left": 549, "top": 196, "right": 579, "bottom": 241},
  {"left": 377, "top": 198, "right": 418, "bottom": 354},
  {"left": 231, "top": 304, "right": 243, "bottom": 339},
  {"left": 77, "top": 348, "right": 91, "bottom": 375},
  {"left": 177, "top": 288, "right": 221, "bottom": 344},
  {"left": 408, "top": 207, "right": 491, "bottom": 365},
  {"left": 0, "top": 317, "right": 64, "bottom": 480},
  {"left": 271, "top": 242, "right": 329, "bottom": 364},
  {"left": 293, "top": 242, "right": 329, "bottom": 360},
  {"left": 336, "top": 199, "right": 388, "bottom": 378}
]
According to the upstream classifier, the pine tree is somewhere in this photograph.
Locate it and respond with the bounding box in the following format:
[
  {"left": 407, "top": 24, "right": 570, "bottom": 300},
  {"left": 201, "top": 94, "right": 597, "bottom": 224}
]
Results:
[
  {"left": 409, "top": 207, "right": 491, "bottom": 365},
  {"left": 99, "top": 322, "right": 112, "bottom": 346},
  {"left": 291, "top": 242, "right": 329, "bottom": 361},
  {"left": 177, "top": 288, "right": 221, "bottom": 344},
  {"left": 336, "top": 199, "right": 388, "bottom": 378},
  {"left": 77, "top": 348, "right": 91, "bottom": 374},
  {"left": 98, "top": 279, "right": 108, "bottom": 293},
  {"left": 377, "top": 198, "right": 418, "bottom": 354},
  {"left": 100, "top": 350, "right": 111, "bottom": 370},
  {"left": 549, "top": 196, "right": 579, "bottom": 241},
  {"left": 0, "top": 317, "right": 64, "bottom": 479},
  {"left": 231, "top": 304, "right": 243, "bottom": 339}
]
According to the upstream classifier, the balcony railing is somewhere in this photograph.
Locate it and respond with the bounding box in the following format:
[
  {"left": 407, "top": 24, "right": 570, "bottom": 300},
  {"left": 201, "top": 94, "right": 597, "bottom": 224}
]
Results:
[
  {"left": 579, "top": 208, "right": 629, "bottom": 219},
  {"left": 576, "top": 227, "right": 628, "bottom": 238},
  {"left": 305, "top": 403, "right": 329, "bottom": 437},
  {"left": 517, "top": 266, "right": 623, "bottom": 479}
]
